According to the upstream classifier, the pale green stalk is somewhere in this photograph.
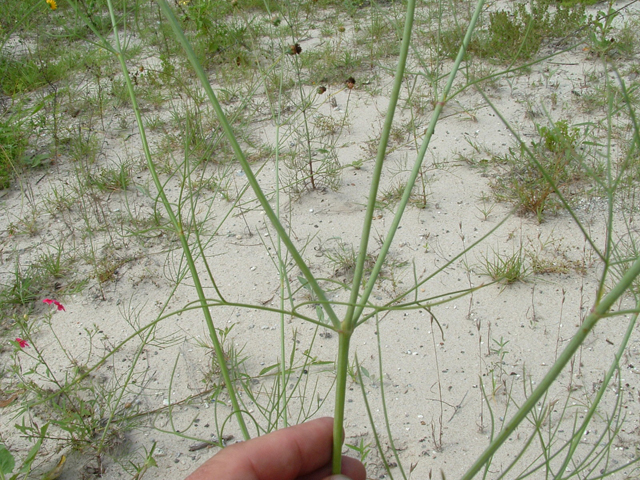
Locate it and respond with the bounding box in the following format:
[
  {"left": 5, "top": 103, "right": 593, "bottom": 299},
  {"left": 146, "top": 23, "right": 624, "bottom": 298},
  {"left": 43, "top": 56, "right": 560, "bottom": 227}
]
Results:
[
  {"left": 556, "top": 310, "right": 638, "bottom": 477},
  {"left": 352, "top": 0, "right": 486, "bottom": 325},
  {"left": 460, "top": 256, "right": 640, "bottom": 480},
  {"left": 375, "top": 316, "right": 407, "bottom": 479},
  {"left": 275, "top": 69, "right": 288, "bottom": 428},
  {"left": 331, "top": 1, "right": 416, "bottom": 473},
  {"left": 156, "top": 0, "right": 340, "bottom": 330},
  {"left": 344, "top": 0, "right": 416, "bottom": 328},
  {"left": 333, "top": 1, "right": 485, "bottom": 472},
  {"left": 105, "top": 0, "right": 250, "bottom": 440},
  {"left": 553, "top": 70, "right": 639, "bottom": 480},
  {"left": 355, "top": 352, "right": 395, "bottom": 479}
]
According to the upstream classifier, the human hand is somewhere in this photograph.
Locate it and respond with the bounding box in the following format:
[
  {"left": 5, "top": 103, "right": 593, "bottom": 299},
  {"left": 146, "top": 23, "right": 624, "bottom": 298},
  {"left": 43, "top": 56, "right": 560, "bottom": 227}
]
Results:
[{"left": 184, "top": 417, "right": 366, "bottom": 480}]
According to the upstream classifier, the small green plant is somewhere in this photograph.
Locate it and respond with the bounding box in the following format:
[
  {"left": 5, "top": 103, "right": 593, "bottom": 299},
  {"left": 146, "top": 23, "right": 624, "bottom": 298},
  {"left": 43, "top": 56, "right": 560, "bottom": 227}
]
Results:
[
  {"left": 68, "top": 129, "right": 100, "bottom": 164},
  {"left": 478, "top": 247, "right": 529, "bottom": 284},
  {"left": 538, "top": 119, "right": 579, "bottom": 153},
  {"left": 376, "top": 180, "right": 407, "bottom": 209},
  {"left": 85, "top": 163, "right": 133, "bottom": 192},
  {"left": 313, "top": 112, "right": 349, "bottom": 136},
  {"left": 0, "top": 102, "right": 38, "bottom": 189},
  {"left": 0, "top": 264, "right": 42, "bottom": 314},
  {"left": 198, "top": 324, "right": 245, "bottom": 389},
  {"left": 491, "top": 119, "right": 585, "bottom": 221},
  {"left": 6, "top": 302, "right": 148, "bottom": 477},
  {"left": 469, "top": 0, "right": 586, "bottom": 62},
  {"left": 0, "top": 424, "right": 48, "bottom": 480},
  {"left": 475, "top": 193, "right": 495, "bottom": 221},
  {"left": 587, "top": 1, "right": 619, "bottom": 56},
  {"left": 490, "top": 336, "right": 509, "bottom": 361},
  {"left": 345, "top": 438, "right": 372, "bottom": 469}
]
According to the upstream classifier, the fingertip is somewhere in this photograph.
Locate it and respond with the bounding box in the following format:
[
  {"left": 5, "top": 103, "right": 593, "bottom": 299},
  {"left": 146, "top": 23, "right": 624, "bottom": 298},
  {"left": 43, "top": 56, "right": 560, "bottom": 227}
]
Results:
[{"left": 341, "top": 456, "right": 366, "bottom": 480}]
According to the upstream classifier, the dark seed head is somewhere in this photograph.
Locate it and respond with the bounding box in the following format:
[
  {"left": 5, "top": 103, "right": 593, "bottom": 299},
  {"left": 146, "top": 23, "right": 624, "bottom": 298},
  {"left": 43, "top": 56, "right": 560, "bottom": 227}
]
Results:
[
  {"left": 317, "top": 86, "right": 327, "bottom": 94},
  {"left": 346, "top": 76, "right": 356, "bottom": 89},
  {"left": 290, "top": 43, "right": 302, "bottom": 55}
]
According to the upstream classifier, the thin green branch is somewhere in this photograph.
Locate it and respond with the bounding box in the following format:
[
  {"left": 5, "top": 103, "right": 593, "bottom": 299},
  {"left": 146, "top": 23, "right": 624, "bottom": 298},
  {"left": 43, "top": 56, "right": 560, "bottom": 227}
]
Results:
[
  {"left": 460, "top": 256, "right": 640, "bottom": 480},
  {"left": 155, "top": 0, "right": 340, "bottom": 330},
  {"left": 351, "top": 0, "right": 486, "bottom": 326},
  {"left": 106, "top": 0, "right": 250, "bottom": 440},
  {"left": 344, "top": 0, "right": 417, "bottom": 332}
]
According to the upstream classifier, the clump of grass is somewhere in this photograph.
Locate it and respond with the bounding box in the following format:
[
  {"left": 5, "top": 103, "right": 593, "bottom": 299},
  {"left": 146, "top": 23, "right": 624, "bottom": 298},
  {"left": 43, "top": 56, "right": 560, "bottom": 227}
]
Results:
[
  {"left": 0, "top": 103, "right": 33, "bottom": 189},
  {"left": 457, "top": 0, "right": 587, "bottom": 63},
  {"left": 477, "top": 247, "right": 529, "bottom": 284},
  {"left": 376, "top": 180, "right": 407, "bottom": 209},
  {"left": 0, "top": 246, "right": 83, "bottom": 317},
  {"left": 84, "top": 163, "right": 133, "bottom": 192},
  {"left": 0, "top": 264, "right": 42, "bottom": 314},
  {"left": 89, "top": 251, "right": 136, "bottom": 285},
  {"left": 324, "top": 238, "right": 407, "bottom": 289}
]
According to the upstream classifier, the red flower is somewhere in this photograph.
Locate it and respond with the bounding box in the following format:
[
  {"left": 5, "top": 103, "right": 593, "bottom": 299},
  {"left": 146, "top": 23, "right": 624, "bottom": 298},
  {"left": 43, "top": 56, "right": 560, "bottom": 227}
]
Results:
[
  {"left": 15, "top": 338, "right": 29, "bottom": 348},
  {"left": 43, "top": 298, "right": 66, "bottom": 311}
]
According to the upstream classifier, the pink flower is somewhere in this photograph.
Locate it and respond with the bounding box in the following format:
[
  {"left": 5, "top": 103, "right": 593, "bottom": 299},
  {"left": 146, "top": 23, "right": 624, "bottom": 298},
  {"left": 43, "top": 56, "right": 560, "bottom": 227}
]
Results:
[
  {"left": 43, "top": 298, "right": 66, "bottom": 311},
  {"left": 15, "top": 338, "right": 29, "bottom": 348}
]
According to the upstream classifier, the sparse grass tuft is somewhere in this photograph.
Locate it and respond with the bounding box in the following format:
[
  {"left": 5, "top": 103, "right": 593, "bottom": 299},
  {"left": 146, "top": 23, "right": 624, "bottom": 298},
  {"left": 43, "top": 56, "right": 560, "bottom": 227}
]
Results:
[{"left": 478, "top": 247, "right": 529, "bottom": 284}]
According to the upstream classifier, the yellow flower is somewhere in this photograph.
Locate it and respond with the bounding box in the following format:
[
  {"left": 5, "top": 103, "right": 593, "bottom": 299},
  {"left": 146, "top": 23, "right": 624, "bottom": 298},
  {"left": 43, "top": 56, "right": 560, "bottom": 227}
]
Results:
[{"left": 46, "top": 0, "right": 57, "bottom": 10}]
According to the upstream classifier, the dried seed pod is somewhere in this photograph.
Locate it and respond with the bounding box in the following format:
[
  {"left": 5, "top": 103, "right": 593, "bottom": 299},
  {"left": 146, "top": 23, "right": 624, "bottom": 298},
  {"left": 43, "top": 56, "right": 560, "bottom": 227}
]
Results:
[
  {"left": 346, "top": 76, "right": 356, "bottom": 89},
  {"left": 289, "top": 43, "right": 302, "bottom": 55},
  {"left": 317, "top": 86, "right": 327, "bottom": 94}
]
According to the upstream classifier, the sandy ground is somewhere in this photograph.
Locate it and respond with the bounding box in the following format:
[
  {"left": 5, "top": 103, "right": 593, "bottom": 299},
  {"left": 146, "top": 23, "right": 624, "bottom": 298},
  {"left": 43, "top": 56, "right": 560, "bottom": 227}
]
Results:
[{"left": 2, "top": 2, "right": 640, "bottom": 479}]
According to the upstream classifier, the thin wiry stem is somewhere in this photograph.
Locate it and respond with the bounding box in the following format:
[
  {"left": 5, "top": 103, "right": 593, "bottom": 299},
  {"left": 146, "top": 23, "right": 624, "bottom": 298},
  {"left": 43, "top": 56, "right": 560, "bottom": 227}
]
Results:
[
  {"left": 106, "top": 0, "right": 251, "bottom": 439},
  {"left": 460, "top": 256, "right": 640, "bottom": 480},
  {"left": 333, "top": 1, "right": 417, "bottom": 471},
  {"left": 351, "top": 0, "right": 486, "bottom": 326},
  {"left": 156, "top": 0, "right": 340, "bottom": 330}
]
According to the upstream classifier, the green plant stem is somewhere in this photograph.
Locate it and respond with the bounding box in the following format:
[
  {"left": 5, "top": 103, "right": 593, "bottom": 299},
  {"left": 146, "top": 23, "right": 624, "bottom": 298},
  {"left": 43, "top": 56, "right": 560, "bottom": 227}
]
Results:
[
  {"left": 156, "top": 0, "right": 340, "bottom": 330},
  {"left": 333, "top": 2, "right": 486, "bottom": 473},
  {"left": 375, "top": 315, "right": 407, "bottom": 479},
  {"left": 352, "top": 0, "right": 485, "bottom": 325},
  {"left": 344, "top": 0, "right": 416, "bottom": 330},
  {"left": 333, "top": 3, "right": 417, "bottom": 472},
  {"left": 555, "top": 306, "right": 639, "bottom": 478},
  {"left": 355, "top": 352, "right": 395, "bottom": 479},
  {"left": 106, "top": 0, "right": 250, "bottom": 440},
  {"left": 460, "top": 255, "right": 640, "bottom": 480},
  {"left": 332, "top": 332, "right": 352, "bottom": 474},
  {"left": 275, "top": 71, "right": 288, "bottom": 428}
]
